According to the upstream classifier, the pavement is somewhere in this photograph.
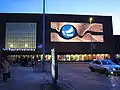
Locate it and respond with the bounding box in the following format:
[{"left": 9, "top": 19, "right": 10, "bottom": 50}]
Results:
[
  {"left": 1, "top": 62, "right": 120, "bottom": 90},
  {"left": 58, "top": 63, "right": 120, "bottom": 90},
  {"left": 0, "top": 62, "right": 69, "bottom": 90}
]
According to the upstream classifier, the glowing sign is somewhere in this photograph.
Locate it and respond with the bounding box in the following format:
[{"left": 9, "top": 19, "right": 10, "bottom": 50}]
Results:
[
  {"left": 60, "top": 25, "right": 76, "bottom": 39},
  {"left": 51, "top": 22, "right": 104, "bottom": 42}
]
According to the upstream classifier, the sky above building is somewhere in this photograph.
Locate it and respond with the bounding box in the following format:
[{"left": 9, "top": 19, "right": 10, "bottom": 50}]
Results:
[{"left": 0, "top": 0, "right": 120, "bottom": 35}]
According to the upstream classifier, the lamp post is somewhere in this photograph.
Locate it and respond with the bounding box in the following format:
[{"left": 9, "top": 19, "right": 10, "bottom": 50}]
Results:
[
  {"left": 42, "top": 0, "right": 46, "bottom": 72},
  {"left": 89, "top": 17, "right": 93, "bottom": 60}
]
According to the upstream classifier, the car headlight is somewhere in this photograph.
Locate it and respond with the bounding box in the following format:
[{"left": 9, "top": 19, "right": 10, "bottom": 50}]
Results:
[
  {"left": 112, "top": 68, "right": 115, "bottom": 71},
  {"left": 108, "top": 68, "right": 116, "bottom": 71}
]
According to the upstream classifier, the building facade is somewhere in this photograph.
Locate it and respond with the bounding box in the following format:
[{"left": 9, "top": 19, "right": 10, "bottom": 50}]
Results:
[{"left": 0, "top": 13, "right": 115, "bottom": 61}]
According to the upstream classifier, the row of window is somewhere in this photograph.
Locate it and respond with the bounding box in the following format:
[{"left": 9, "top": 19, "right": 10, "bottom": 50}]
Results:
[{"left": 7, "top": 54, "right": 110, "bottom": 61}]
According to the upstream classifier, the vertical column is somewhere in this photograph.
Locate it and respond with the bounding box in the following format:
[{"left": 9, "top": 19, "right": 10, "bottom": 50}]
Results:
[
  {"left": 89, "top": 17, "right": 93, "bottom": 60},
  {"left": 42, "top": 0, "right": 46, "bottom": 71}
]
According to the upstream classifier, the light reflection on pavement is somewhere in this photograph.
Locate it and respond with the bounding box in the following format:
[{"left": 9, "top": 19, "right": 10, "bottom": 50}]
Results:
[
  {"left": 109, "top": 76, "right": 120, "bottom": 87},
  {"left": 58, "top": 63, "right": 120, "bottom": 90},
  {"left": 1, "top": 62, "right": 120, "bottom": 90}
]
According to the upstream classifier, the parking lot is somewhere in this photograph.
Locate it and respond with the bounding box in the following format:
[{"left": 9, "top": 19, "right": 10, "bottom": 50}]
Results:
[
  {"left": 0, "top": 62, "right": 120, "bottom": 90},
  {"left": 58, "top": 62, "right": 120, "bottom": 90}
]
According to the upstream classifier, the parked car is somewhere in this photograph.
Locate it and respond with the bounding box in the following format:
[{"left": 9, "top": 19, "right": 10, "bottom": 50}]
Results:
[{"left": 89, "top": 60, "right": 120, "bottom": 76}]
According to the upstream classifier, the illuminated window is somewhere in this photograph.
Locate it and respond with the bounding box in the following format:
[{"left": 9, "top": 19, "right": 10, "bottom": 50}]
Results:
[{"left": 5, "top": 23, "right": 36, "bottom": 49}]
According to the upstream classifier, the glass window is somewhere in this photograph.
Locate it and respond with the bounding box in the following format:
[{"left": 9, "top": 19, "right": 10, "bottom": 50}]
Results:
[
  {"left": 5, "top": 23, "right": 37, "bottom": 49},
  {"left": 101, "top": 60, "right": 115, "bottom": 65},
  {"left": 93, "top": 61, "right": 101, "bottom": 65}
]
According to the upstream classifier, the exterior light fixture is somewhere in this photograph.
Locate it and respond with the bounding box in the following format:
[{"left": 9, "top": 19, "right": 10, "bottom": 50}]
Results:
[
  {"left": 10, "top": 44, "right": 13, "bottom": 48},
  {"left": 25, "top": 44, "right": 28, "bottom": 48}
]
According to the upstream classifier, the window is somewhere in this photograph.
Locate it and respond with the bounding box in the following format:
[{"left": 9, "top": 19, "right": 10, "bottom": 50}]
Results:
[
  {"left": 101, "top": 60, "right": 115, "bottom": 65},
  {"left": 5, "top": 23, "right": 37, "bottom": 49},
  {"left": 93, "top": 61, "right": 101, "bottom": 65}
]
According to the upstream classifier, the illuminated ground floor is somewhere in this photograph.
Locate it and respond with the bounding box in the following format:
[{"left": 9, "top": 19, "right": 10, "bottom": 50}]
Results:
[{"left": 6, "top": 54, "right": 111, "bottom": 61}]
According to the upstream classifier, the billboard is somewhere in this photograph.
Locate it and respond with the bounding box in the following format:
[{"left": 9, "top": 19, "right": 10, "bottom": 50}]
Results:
[
  {"left": 50, "top": 22, "right": 104, "bottom": 42},
  {"left": 5, "top": 23, "right": 37, "bottom": 50}
]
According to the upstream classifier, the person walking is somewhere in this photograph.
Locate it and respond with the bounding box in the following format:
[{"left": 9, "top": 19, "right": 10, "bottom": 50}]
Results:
[
  {"left": 0, "top": 60, "right": 2, "bottom": 78},
  {"left": 31, "top": 56, "right": 38, "bottom": 71},
  {"left": 31, "top": 59, "right": 36, "bottom": 71},
  {"left": 1, "top": 57, "right": 11, "bottom": 81}
]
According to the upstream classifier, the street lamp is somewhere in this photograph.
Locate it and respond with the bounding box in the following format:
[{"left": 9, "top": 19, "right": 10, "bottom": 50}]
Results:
[
  {"left": 42, "top": 0, "right": 46, "bottom": 72},
  {"left": 89, "top": 17, "right": 93, "bottom": 60},
  {"left": 89, "top": 17, "right": 93, "bottom": 24}
]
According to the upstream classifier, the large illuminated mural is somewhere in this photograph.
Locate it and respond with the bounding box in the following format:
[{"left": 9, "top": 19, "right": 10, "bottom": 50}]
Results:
[{"left": 50, "top": 22, "right": 104, "bottom": 42}]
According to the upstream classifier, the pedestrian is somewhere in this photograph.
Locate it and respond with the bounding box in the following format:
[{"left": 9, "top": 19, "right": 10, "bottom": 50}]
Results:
[
  {"left": 31, "top": 60, "right": 36, "bottom": 71},
  {"left": 1, "top": 57, "right": 11, "bottom": 81},
  {"left": 28, "top": 57, "right": 32, "bottom": 67},
  {"left": 31, "top": 56, "right": 38, "bottom": 71},
  {"left": 0, "top": 60, "right": 2, "bottom": 78}
]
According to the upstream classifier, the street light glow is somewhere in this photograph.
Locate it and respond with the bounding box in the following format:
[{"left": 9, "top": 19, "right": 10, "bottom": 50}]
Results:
[
  {"left": 25, "top": 44, "right": 28, "bottom": 48},
  {"left": 10, "top": 44, "right": 13, "bottom": 48},
  {"left": 89, "top": 17, "right": 93, "bottom": 24}
]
